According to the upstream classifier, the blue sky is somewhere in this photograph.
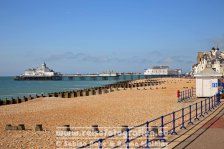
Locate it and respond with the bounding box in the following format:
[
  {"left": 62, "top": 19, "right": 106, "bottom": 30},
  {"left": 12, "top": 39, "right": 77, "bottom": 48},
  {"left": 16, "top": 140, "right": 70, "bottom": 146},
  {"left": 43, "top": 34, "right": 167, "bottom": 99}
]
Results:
[{"left": 1, "top": 0, "right": 224, "bottom": 75}]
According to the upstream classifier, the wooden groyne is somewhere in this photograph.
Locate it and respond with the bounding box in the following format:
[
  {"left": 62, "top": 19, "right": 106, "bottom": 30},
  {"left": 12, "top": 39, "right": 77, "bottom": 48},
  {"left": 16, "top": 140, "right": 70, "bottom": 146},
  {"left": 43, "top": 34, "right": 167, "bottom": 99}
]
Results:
[
  {"left": 0, "top": 79, "right": 165, "bottom": 106},
  {"left": 48, "top": 79, "right": 165, "bottom": 98}
]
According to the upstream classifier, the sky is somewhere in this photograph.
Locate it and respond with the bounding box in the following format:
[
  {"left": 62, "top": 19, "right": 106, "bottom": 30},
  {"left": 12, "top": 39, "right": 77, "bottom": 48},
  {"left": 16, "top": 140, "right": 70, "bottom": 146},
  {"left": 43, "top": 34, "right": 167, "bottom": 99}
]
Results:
[{"left": 1, "top": 0, "right": 224, "bottom": 76}]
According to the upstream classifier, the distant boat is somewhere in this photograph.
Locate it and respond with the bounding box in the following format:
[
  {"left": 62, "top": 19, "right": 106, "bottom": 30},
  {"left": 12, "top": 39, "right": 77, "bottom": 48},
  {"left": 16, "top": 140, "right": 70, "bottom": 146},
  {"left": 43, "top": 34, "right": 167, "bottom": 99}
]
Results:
[{"left": 15, "top": 63, "right": 62, "bottom": 80}]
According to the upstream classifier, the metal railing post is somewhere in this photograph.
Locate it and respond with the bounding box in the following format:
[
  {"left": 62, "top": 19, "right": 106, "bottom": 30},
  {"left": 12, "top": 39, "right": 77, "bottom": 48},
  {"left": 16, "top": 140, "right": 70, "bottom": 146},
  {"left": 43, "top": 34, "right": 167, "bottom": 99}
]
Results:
[
  {"left": 178, "top": 91, "right": 180, "bottom": 102},
  {"left": 217, "top": 93, "right": 221, "bottom": 105},
  {"left": 190, "top": 89, "right": 192, "bottom": 98},
  {"left": 209, "top": 97, "right": 212, "bottom": 112},
  {"left": 171, "top": 112, "right": 177, "bottom": 135},
  {"left": 161, "top": 116, "right": 164, "bottom": 137},
  {"left": 188, "top": 105, "right": 193, "bottom": 125},
  {"left": 214, "top": 95, "right": 216, "bottom": 108},
  {"left": 213, "top": 95, "right": 217, "bottom": 108},
  {"left": 98, "top": 139, "right": 103, "bottom": 149},
  {"left": 215, "top": 94, "right": 217, "bottom": 105},
  {"left": 183, "top": 91, "right": 185, "bottom": 101},
  {"left": 187, "top": 90, "right": 188, "bottom": 99},
  {"left": 182, "top": 91, "right": 184, "bottom": 101},
  {"left": 126, "top": 128, "right": 130, "bottom": 149},
  {"left": 180, "top": 108, "right": 186, "bottom": 129},
  {"left": 188, "top": 89, "right": 190, "bottom": 99},
  {"left": 180, "top": 91, "right": 183, "bottom": 101},
  {"left": 186, "top": 89, "right": 188, "bottom": 99},
  {"left": 160, "top": 116, "right": 166, "bottom": 142},
  {"left": 181, "top": 91, "right": 184, "bottom": 101},
  {"left": 211, "top": 96, "right": 214, "bottom": 109},
  {"left": 194, "top": 103, "right": 199, "bottom": 121},
  {"left": 187, "top": 89, "right": 188, "bottom": 99},
  {"left": 199, "top": 100, "right": 204, "bottom": 117},
  {"left": 146, "top": 121, "right": 150, "bottom": 148},
  {"left": 179, "top": 95, "right": 181, "bottom": 102},
  {"left": 204, "top": 98, "right": 208, "bottom": 114}
]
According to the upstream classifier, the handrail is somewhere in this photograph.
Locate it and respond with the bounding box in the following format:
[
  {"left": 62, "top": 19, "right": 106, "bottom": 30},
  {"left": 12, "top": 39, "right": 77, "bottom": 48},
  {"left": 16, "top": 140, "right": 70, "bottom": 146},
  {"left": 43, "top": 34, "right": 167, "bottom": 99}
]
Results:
[
  {"left": 77, "top": 94, "right": 221, "bottom": 148},
  {"left": 178, "top": 88, "right": 196, "bottom": 102}
]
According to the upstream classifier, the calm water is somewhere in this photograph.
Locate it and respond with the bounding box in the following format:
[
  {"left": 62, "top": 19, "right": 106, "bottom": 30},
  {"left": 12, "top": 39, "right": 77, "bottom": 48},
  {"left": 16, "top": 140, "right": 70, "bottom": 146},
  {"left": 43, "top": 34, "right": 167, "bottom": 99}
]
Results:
[
  {"left": 0, "top": 75, "right": 167, "bottom": 99},
  {"left": 0, "top": 75, "right": 144, "bottom": 99},
  {"left": 0, "top": 77, "right": 120, "bottom": 99}
]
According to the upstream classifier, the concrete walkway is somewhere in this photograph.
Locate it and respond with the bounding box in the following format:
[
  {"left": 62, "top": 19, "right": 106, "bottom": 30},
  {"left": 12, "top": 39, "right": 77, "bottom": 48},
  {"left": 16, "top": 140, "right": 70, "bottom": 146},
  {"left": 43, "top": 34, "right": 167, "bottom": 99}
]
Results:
[{"left": 171, "top": 102, "right": 224, "bottom": 149}]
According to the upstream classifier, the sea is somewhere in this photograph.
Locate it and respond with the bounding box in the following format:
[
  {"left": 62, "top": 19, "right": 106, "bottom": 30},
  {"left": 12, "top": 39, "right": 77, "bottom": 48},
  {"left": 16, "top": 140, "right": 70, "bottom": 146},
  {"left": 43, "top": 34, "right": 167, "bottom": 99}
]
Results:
[{"left": 0, "top": 75, "right": 149, "bottom": 99}]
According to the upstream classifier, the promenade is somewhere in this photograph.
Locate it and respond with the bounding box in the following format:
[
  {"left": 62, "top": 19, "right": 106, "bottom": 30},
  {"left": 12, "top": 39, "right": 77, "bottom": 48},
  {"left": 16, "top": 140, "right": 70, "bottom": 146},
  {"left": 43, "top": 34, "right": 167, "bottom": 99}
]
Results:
[{"left": 169, "top": 100, "right": 224, "bottom": 149}]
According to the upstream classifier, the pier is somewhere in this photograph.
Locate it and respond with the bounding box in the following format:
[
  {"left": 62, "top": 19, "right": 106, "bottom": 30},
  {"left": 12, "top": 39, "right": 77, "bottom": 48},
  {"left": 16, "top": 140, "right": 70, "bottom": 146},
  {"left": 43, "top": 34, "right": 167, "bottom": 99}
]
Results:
[{"left": 62, "top": 74, "right": 178, "bottom": 81}]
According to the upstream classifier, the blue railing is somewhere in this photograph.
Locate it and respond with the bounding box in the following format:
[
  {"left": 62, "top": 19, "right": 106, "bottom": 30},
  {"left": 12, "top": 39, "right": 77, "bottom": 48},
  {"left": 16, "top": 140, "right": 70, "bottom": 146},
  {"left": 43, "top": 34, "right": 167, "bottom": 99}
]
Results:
[
  {"left": 178, "top": 88, "right": 195, "bottom": 102},
  {"left": 78, "top": 94, "right": 221, "bottom": 148}
]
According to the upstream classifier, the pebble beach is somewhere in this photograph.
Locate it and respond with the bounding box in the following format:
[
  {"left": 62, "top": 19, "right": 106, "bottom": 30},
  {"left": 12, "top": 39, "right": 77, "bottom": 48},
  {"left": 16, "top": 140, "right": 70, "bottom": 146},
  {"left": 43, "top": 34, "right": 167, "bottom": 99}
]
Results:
[{"left": 0, "top": 78, "right": 196, "bottom": 148}]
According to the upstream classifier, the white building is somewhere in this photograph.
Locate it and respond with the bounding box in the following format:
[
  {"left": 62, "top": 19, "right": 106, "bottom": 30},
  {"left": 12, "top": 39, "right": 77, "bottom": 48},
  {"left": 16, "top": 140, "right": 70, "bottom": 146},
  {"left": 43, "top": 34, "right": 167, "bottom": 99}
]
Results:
[
  {"left": 192, "top": 47, "right": 224, "bottom": 76},
  {"left": 194, "top": 67, "right": 222, "bottom": 97},
  {"left": 144, "top": 66, "right": 181, "bottom": 75},
  {"left": 23, "top": 63, "right": 60, "bottom": 77}
]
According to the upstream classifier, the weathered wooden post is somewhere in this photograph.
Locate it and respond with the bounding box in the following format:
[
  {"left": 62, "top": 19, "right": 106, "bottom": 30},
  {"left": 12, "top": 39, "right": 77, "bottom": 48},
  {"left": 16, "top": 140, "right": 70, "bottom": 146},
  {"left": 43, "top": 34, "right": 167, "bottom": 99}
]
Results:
[
  {"left": 109, "top": 87, "right": 114, "bottom": 92},
  {"left": 6, "top": 98, "right": 12, "bottom": 105},
  {"left": 92, "top": 125, "right": 100, "bottom": 133},
  {"left": 102, "top": 88, "right": 107, "bottom": 94},
  {"left": 17, "top": 124, "right": 25, "bottom": 130},
  {"left": 12, "top": 98, "right": 18, "bottom": 104},
  {"left": 35, "top": 124, "right": 43, "bottom": 131},
  {"left": 48, "top": 93, "right": 53, "bottom": 97},
  {"left": 80, "top": 90, "right": 84, "bottom": 96},
  {"left": 58, "top": 92, "right": 63, "bottom": 98},
  {"left": 5, "top": 124, "right": 18, "bottom": 130},
  {"left": 62, "top": 92, "right": 69, "bottom": 98},
  {"left": 20, "top": 96, "right": 25, "bottom": 103},
  {"left": 24, "top": 96, "right": 28, "bottom": 102},
  {"left": 128, "top": 84, "right": 132, "bottom": 89},
  {"left": 63, "top": 125, "right": 71, "bottom": 131},
  {"left": 121, "top": 125, "right": 128, "bottom": 132},
  {"left": 84, "top": 90, "right": 90, "bottom": 96},
  {"left": 90, "top": 89, "right": 96, "bottom": 95},
  {"left": 76, "top": 90, "right": 81, "bottom": 97},
  {"left": 70, "top": 91, "right": 76, "bottom": 98},
  {"left": 54, "top": 92, "right": 59, "bottom": 97},
  {"left": 67, "top": 92, "right": 72, "bottom": 98},
  {"left": 16, "top": 97, "right": 21, "bottom": 103},
  {"left": 2, "top": 99, "right": 7, "bottom": 105},
  {"left": 96, "top": 88, "right": 102, "bottom": 95},
  {"left": 0, "top": 99, "right": 3, "bottom": 106},
  {"left": 5, "top": 124, "right": 12, "bottom": 130}
]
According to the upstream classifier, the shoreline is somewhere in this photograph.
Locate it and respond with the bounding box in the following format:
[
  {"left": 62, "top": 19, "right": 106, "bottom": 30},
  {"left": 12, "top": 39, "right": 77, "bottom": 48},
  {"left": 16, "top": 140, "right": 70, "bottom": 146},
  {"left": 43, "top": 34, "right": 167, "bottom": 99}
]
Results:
[{"left": 0, "top": 78, "right": 195, "bottom": 148}]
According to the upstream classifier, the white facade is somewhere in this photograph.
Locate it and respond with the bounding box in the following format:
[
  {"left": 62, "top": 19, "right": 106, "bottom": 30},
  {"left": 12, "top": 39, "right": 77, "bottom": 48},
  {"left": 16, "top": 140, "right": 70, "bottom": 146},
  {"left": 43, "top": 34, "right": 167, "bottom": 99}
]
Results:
[
  {"left": 23, "top": 63, "right": 58, "bottom": 77},
  {"left": 194, "top": 67, "right": 221, "bottom": 97},
  {"left": 196, "top": 78, "right": 218, "bottom": 97},
  {"left": 144, "top": 68, "right": 168, "bottom": 75},
  {"left": 192, "top": 59, "right": 207, "bottom": 74},
  {"left": 144, "top": 66, "right": 181, "bottom": 75},
  {"left": 192, "top": 48, "right": 224, "bottom": 76}
]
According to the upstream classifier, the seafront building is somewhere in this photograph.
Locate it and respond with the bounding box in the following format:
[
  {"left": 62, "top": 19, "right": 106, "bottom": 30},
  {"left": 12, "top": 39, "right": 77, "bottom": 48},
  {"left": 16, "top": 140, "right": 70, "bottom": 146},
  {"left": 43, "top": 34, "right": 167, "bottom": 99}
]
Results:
[
  {"left": 15, "top": 63, "right": 62, "bottom": 80},
  {"left": 192, "top": 47, "right": 224, "bottom": 76},
  {"left": 144, "top": 66, "right": 182, "bottom": 75},
  {"left": 24, "top": 63, "right": 58, "bottom": 76}
]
